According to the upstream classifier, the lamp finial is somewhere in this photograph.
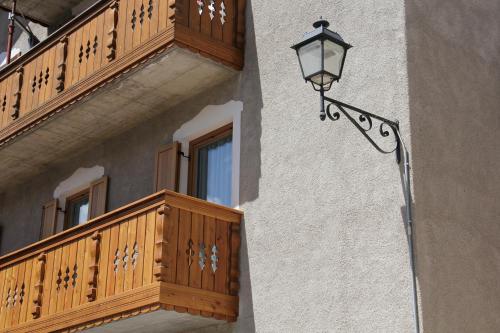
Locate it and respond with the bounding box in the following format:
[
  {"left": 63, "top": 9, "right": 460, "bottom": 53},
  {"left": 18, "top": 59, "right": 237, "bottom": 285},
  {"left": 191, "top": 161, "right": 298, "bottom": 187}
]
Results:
[{"left": 313, "top": 18, "right": 330, "bottom": 29}]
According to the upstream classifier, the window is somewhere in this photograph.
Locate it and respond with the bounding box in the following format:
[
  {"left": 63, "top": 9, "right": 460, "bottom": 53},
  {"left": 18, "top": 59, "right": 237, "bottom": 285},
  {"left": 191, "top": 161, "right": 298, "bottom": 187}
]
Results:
[
  {"left": 64, "top": 190, "right": 90, "bottom": 229},
  {"left": 40, "top": 176, "right": 108, "bottom": 238},
  {"left": 189, "top": 124, "right": 233, "bottom": 206}
]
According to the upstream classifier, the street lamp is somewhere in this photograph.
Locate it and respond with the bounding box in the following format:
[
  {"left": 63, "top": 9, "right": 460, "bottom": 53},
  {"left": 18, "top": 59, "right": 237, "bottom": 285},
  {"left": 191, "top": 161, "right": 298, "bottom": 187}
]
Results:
[
  {"left": 292, "top": 20, "right": 420, "bottom": 333},
  {"left": 292, "top": 20, "right": 351, "bottom": 121}
]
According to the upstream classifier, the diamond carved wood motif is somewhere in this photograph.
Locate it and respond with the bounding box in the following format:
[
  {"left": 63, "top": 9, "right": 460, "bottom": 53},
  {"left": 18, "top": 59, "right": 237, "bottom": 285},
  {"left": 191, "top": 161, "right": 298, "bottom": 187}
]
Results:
[
  {"left": 139, "top": 4, "right": 146, "bottom": 25},
  {"left": 211, "top": 244, "right": 218, "bottom": 273},
  {"left": 147, "top": 0, "right": 153, "bottom": 19},
  {"left": 131, "top": 9, "right": 137, "bottom": 30},
  {"left": 197, "top": 0, "right": 204, "bottom": 15},
  {"left": 219, "top": 1, "right": 226, "bottom": 25},
  {"left": 208, "top": 0, "right": 215, "bottom": 20},
  {"left": 199, "top": 242, "right": 206, "bottom": 270},
  {"left": 187, "top": 239, "right": 195, "bottom": 267},
  {"left": 113, "top": 249, "right": 120, "bottom": 273},
  {"left": 131, "top": 242, "right": 139, "bottom": 268}
]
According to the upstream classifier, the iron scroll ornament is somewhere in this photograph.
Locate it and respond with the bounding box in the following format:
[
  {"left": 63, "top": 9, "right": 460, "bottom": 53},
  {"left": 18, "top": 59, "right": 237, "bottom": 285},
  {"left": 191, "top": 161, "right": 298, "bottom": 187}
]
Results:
[{"left": 323, "top": 96, "right": 401, "bottom": 163}]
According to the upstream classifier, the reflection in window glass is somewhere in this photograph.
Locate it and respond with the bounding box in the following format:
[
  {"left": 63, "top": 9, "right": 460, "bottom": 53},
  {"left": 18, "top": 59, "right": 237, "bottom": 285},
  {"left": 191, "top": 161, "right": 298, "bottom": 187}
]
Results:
[
  {"left": 67, "top": 194, "right": 89, "bottom": 229},
  {"left": 196, "top": 135, "right": 232, "bottom": 206}
]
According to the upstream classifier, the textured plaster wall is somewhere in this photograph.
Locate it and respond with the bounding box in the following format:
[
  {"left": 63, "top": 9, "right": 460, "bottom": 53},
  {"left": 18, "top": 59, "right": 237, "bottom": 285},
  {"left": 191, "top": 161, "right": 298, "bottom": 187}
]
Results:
[
  {"left": 405, "top": 1, "right": 500, "bottom": 332},
  {"left": 236, "top": 0, "right": 413, "bottom": 332}
]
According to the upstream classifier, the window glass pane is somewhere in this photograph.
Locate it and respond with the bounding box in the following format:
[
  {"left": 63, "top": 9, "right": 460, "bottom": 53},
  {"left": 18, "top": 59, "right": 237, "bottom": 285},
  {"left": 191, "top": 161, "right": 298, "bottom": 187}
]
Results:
[
  {"left": 68, "top": 195, "right": 89, "bottom": 228},
  {"left": 77, "top": 201, "right": 89, "bottom": 224},
  {"left": 196, "top": 135, "right": 232, "bottom": 206}
]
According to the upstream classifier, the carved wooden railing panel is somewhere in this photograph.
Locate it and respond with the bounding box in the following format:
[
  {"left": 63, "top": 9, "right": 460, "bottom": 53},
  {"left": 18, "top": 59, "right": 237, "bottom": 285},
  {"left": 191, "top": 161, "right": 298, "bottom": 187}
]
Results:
[
  {"left": 0, "top": 191, "right": 242, "bottom": 332},
  {"left": 175, "top": 0, "right": 245, "bottom": 66},
  {"left": 0, "top": 0, "right": 245, "bottom": 141}
]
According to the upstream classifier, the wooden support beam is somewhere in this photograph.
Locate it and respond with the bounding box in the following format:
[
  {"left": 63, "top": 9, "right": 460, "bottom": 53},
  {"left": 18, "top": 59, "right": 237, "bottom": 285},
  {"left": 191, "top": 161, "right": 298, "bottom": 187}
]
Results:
[
  {"left": 11, "top": 66, "right": 23, "bottom": 119},
  {"left": 153, "top": 204, "right": 170, "bottom": 282},
  {"left": 106, "top": 1, "right": 119, "bottom": 62},
  {"left": 31, "top": 252, "right": 47, "bottom": 319},
  {"left": 55, "top": 36, "right": 68, "bottom": 93},
  {"left": 87, "top": 231, "right": 101, "bottom": 302}
]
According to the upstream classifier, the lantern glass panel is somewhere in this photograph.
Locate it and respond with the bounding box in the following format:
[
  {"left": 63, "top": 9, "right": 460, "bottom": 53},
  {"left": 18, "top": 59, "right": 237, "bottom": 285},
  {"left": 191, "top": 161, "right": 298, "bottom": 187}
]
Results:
[
  {"left": 324, "top": 39, "right": 345, "bottom": 78},
  {"left": 297, "top": 39, "right": 322, "bottom": 80}
]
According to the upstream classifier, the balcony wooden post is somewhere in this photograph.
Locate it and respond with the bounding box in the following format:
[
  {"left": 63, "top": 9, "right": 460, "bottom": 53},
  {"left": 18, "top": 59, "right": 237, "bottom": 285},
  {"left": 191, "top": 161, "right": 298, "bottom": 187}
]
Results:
[
  {"left": 106, "top": 0, "right": 119, "bottom": 62},
  {"left": 55, "top": 36, "right": 68, "bottom": 93},
  {"left": 87, "top": 231, "right": 101, "bottom": 302},
  {"left": 236, "top": 0, "right": 246, "bottom": 49},
  {"left": 229, "top": 223, "right": 241, "bottom": 296},
  {"left": 11, "top": 66, "right": 23, "bottom": 119},
  {"left": 168, "top": 0, "right": 176, "bottom": 25},
  {"left": 154, "top": 204, "right": 170, "bottom": 282},
  {"left": 31, "top": 252, "right": 47, "bottom": 319},
  {"left": 175, "top": 0, "right": 188, "bottom": 26}
]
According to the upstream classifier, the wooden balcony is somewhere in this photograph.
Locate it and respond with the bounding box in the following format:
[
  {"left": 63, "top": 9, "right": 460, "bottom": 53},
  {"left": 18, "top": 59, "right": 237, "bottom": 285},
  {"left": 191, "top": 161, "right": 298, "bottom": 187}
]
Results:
[
  {"left": 0, "top": 191, "right": 242, "bottom": 332},
  {"left": 0, "top": 0, "right": 245, "bottom": 188}
]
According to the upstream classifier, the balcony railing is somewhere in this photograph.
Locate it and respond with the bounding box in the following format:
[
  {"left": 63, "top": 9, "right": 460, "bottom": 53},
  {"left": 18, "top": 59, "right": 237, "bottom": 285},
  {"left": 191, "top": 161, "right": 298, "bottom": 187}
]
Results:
[
  {"left": 0, "top": 0, "right": 245, "bottom": 146},
  {"left": 0, "top": 190, "right": 242, "bottom": 332}
]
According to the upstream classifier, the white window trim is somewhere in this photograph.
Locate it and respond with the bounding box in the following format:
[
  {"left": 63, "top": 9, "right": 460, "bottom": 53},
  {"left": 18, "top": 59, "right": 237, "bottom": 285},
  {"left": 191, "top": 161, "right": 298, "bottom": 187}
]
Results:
[{"left": 173, "top": 100, "right": 243, "bottom": 208}]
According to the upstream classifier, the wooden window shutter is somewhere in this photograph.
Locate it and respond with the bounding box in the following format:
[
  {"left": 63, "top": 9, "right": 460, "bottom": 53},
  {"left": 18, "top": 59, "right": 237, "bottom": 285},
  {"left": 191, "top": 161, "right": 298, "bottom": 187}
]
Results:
[
  {"left": 40, "top": 199, "right": 58, "bottom": 239},
  {"left": 155, "top": 142, "right": 180, "bottom": 192},
  {"left": 89, "top": 176, "right": 108, "bottom": 219}
]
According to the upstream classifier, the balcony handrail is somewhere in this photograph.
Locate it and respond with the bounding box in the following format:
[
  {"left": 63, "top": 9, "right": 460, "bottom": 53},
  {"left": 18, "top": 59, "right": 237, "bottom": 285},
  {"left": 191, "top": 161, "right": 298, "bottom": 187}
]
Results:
[
  {"left": 0, "top": 0, "right": 111, "bottom": 81},
  {"left": 0, "top": 190, "right": 242, "bottom": 269},
  {"left": 0, "top": 190, "right": 164, "bottom": 268}
]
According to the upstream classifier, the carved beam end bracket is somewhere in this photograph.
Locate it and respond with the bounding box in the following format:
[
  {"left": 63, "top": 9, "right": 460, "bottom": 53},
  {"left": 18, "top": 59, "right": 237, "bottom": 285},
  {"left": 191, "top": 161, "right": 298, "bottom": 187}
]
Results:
[
  {"left": 55, "top": 36, "right": 68, "bottom": 93},
  {"left": 87, "top": 231, "right": 101, "bottom": 302},
  {"left": 154, "top": 204, "right": 170, "bottom": 282},
  {"left": 106, "top": 1, "right": 119, "bottom": 62},
  {"left": 11, "top": 66, "right": 23, "bottom": 120},
  {"left": 168, "top": 0, "right": 176, "bottom": 25},
  {"left": 32, "top": 252, "right": 47, "bottom": 319}
]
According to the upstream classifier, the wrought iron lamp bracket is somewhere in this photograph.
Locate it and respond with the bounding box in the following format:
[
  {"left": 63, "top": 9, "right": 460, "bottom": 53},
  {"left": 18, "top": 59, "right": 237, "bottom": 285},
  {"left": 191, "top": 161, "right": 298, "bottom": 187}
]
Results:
[{"left": 323, "top": 96, "right": 401, "bottom": 164}]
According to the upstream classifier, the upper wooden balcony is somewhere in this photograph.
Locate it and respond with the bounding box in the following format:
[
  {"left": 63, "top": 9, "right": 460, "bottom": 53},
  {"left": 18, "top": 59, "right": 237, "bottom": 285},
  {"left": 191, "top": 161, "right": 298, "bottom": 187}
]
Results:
[
  {"left": 0, "top": 0, "right": 245, "bottom": 189},
  {"left": 0, "top": 190, "right": 242, "bottom": 332}
]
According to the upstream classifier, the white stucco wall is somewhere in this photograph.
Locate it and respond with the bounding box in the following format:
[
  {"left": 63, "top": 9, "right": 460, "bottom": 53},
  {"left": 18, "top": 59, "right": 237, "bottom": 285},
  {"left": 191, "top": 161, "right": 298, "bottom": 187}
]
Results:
[{"left": 235, "top": 0, "right": 413, "bottom": 332}]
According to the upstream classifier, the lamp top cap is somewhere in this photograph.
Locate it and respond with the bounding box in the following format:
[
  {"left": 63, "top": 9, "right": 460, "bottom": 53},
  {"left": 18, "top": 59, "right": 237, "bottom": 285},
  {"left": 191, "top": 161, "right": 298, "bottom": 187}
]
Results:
[
  {"left": 313, "top": 19, "right": 330, "bottom": 29},
  {"left": 291, "top": 19, "right": 352, "bottom": 50}
]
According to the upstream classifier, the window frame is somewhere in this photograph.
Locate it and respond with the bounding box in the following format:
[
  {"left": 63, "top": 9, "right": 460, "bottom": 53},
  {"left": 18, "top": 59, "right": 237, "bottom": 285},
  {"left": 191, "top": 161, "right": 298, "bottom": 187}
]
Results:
[
  {"left": 63, "top": 188, "right": 90, "bottom": 230},
  {"left": 187, "top": 123, "right": 233, "bottom": 200}
]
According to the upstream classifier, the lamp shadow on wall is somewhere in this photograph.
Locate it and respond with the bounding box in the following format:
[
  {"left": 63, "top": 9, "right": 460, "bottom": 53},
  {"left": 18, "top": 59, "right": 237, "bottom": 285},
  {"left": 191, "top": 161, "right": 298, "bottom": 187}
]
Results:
[{"left": 405, "top": 1, "right": 500, "bottom": 332}]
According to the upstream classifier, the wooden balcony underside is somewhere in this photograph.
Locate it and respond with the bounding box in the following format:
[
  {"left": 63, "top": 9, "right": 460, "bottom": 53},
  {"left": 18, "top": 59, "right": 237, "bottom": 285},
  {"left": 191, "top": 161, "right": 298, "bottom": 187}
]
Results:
[
  {"left": 0, "top": 0, "right": 245, "bottom": 188},
  {"left": 0, "top": 191, "right": 243, "bottom": 332},
  {"left": 0, "top": 46, "right": 235, "bottom": 189}
]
